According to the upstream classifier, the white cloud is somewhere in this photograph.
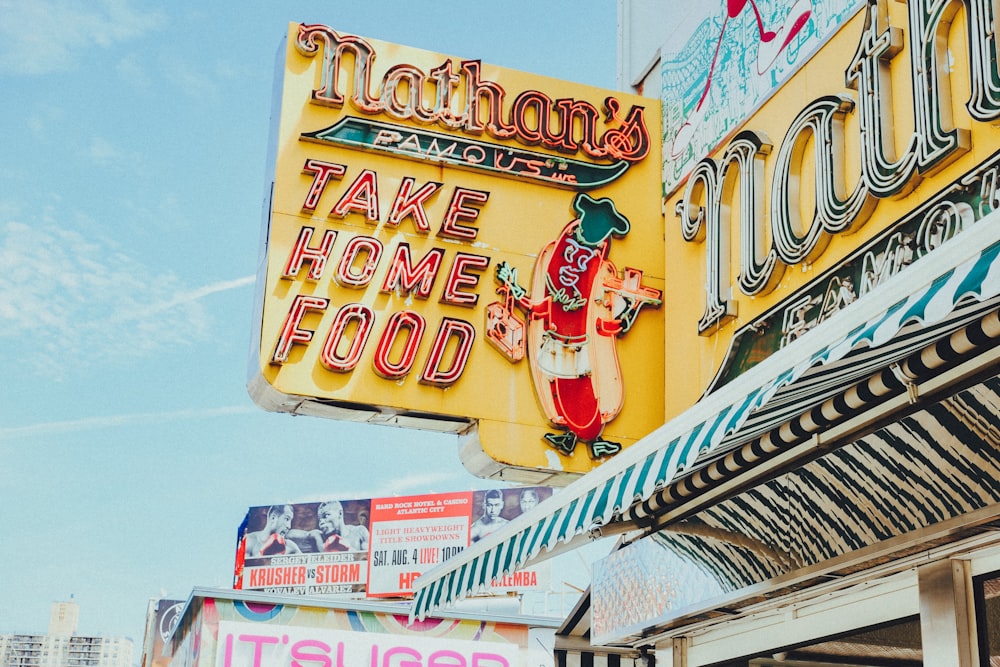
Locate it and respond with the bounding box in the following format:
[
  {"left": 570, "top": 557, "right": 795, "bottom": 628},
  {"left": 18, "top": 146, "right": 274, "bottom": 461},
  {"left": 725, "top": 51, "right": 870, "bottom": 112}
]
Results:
[
  {"left": 24, "top": 106, "right": 67, "bottom": 139},
  {"left": 158, "top": 53, "right": 251, "bottom": 99},
  {"left": 87, "top": 136, "right": 129, "bottom": 165},
  {"left": 159, "top": 56, "right": 219, "bottom": 99},
  {"left": 0, "top": 215, "right": 253, "bottom": 378},
  {"left": 0, "top": 0, "right": 164, "bottom": 76},
  {"left": 0, "top": 405, "right": 257, "bottom": 441}
]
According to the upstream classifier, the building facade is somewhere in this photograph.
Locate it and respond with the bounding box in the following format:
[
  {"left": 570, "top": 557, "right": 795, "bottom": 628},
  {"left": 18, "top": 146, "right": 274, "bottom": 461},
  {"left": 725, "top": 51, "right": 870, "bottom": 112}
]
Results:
[
  {"left": 0, "top": 603, "right": 133, "bottom": 667},
  {"left": 411, "top": 0, "right": 1000, "bottom": 665}
]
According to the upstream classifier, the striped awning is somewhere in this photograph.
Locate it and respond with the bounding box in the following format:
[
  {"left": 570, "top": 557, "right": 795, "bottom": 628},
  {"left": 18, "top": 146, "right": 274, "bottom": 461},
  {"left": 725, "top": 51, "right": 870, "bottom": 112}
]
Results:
[{"left": 410, "top": 217, "right": 1000, "bottom": 621}]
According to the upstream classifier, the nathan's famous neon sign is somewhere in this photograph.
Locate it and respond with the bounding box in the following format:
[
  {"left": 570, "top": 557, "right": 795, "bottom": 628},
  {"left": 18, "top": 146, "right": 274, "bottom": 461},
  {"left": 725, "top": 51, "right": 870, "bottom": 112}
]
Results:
[
  {"left": 678, "top": 0, "right": 1000, "bottom": 335},
  {"left": 263, "top": 25, "right": 660, "bottom": 462},
  {"left": 294, "top": 24, "right": 651, "bottom": 167}
]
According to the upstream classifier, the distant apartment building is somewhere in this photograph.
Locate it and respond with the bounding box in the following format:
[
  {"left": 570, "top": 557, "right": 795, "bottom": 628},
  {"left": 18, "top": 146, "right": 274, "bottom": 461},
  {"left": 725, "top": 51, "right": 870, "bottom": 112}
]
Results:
[
  {"left": 48, "top": 602, "right": 78, "bottom": 638},
  {"left": 0, "top": 601, "right": 133, "bottom": 667}
]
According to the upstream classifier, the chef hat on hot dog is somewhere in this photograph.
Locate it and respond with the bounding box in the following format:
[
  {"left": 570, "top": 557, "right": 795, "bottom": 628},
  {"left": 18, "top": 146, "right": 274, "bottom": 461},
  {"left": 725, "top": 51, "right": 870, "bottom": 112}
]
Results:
[{"left": 572, "top": 193, "right": 631, "bottom": 247}]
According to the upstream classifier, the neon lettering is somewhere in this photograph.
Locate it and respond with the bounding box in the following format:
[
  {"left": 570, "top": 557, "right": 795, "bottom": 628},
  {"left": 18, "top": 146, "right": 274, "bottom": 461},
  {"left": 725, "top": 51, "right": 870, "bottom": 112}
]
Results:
[
  {"left": 335, "top": 236, "right": 383, "bottom": 287},
  {"left": 320, "top": 304, "right": 375, "bottom": 372},
  {"left": 272, "top": 295, "right": 330, "bottom": 364},
  {"left": 380, "top": 244, "right": 444, "bottom": 298},
  {"left": 386, "top": 177, "right": 443, "bottom": 231},
  {"left": 330, "top": 169, "right": 379, "bottom": 221},
  {"left": 420, "top": 319, "right": 476, "bottom": 387},
  {"left": 283, "top": 227, "right": 338, "bottom": 280},
  {"left": 372, "top": 311, "right": 426, "bottom": 379},
  {"left": 438, "top": 188, "right": 488, "bottom": 240},
  {"left": 441, "top": 253, "right": 489, "bottom": 306},
  {"left": 679, "top": 0, "right": 1000, "bottom": 335},
  {"left": 301, "top": 160, "right": 347, "bottom": 212},
  {"left": 294, "top": 25, "right": 650, "bottom": 162}
]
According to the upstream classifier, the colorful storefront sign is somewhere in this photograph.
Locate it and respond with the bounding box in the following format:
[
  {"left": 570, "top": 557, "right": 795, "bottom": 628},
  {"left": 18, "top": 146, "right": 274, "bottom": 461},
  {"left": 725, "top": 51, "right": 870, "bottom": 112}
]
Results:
[
  {"left": 168, "top": 593, "right": 554, "bottom": 667},
  {"left": 248, "top": 24, "right": 665, "bottom": 479},
  {"left": 217, "top": 621, "right": 519, "bottom": 667},
  {"left": 664, "top": 0, "right": 1000, "bottom": 405}
]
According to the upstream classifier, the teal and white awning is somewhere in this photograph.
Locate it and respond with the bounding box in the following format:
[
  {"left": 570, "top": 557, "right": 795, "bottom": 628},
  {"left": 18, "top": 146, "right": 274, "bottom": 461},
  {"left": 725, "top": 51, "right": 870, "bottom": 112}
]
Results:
[{"left": 410, "top": 217, "right": 1000, "bottom": 621}]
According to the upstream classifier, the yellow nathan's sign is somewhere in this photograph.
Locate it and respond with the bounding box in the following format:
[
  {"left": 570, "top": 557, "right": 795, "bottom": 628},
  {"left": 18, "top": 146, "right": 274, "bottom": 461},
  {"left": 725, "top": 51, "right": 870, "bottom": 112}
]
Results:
[
  {"left": 249, "top": 24, "right": 664, "bottom": 480},
  {"left": 664, "top": 0, "right": 1000, "bottom": 407}
]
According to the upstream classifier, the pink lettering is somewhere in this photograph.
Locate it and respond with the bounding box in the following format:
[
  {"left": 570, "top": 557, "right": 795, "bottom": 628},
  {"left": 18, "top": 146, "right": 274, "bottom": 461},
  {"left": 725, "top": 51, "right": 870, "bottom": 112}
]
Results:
[
  {"left": 223, "top": 634, "right": 234, "bottom": 667},
  {"left": 237, "top": 634, "right": 279, "bottom": 667},
  {"left": 291, "top": 640, "right": 333, "bottom": 667},
  {"left": 381, "top": 646, "right": 422, "bottom": 667},
  {"left": 427, "top": 650, "right": 465, "bottom": 667},
  {"left": 471, "top": 654, "right": 509, "bottom": 667}
]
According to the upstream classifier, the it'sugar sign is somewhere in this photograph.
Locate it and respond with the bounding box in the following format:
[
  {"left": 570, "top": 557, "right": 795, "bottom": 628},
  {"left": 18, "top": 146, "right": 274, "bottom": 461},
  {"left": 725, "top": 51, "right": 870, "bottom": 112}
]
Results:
[{"left": 488, "top": 194, "right": 662, "bottom": 458}]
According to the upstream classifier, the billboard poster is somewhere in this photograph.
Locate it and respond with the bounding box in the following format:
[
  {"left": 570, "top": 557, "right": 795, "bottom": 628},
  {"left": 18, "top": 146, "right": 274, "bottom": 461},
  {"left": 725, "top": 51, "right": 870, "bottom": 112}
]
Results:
[
  {"left": 236, "top": 499, "right": 371, "bottom": 595},
  {"left": 662, "top": 0, "right": 862, "bottom": 195},
  {"left": 248, "top": 23, "right": 665, "bottom": 480},
  {"left": 367, "top": 491, "right": 473, "bottom": 598},
  {"left": 235, "top": 489, "right": 550, "bottom": 599}
]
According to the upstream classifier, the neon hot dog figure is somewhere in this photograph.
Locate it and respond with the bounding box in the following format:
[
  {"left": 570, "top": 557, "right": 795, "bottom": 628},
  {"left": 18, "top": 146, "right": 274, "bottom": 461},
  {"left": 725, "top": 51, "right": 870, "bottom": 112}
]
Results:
[{"left": 489, "top": 193, "right": 661, "bottom": 458}]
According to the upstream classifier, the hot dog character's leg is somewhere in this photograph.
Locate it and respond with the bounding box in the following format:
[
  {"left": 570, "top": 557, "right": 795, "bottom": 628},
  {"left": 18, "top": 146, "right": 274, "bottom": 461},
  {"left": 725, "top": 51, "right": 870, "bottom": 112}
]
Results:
[
  {"left": 545, "top": 431, "right": 622, "bottom": 458},
  {"left": 545, "top": 432, "right": 578, "bottom": 455}
]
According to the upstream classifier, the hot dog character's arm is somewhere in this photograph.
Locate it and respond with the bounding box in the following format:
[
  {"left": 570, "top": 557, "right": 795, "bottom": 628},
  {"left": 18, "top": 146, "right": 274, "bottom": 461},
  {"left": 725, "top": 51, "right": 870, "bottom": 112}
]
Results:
[
  {"left": 495, "top": 261, "right": 551, "bottom": 319},
  {"left": 598, "top": 266, "right": 663, "bottom": 335}
]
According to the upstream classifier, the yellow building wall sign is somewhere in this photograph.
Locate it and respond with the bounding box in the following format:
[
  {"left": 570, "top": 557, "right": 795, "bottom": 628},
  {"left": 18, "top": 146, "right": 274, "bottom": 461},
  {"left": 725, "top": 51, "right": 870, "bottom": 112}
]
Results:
[
  {"left": 249, "top": 24, "right": 665, "bottom": 480},
  {"left": 664, "top": 0, "right": 1000, "bottom": 413}
]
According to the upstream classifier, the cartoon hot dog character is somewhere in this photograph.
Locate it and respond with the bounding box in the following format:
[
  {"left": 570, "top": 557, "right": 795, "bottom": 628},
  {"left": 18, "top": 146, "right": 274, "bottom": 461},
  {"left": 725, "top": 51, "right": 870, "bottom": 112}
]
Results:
[{"left": 488, "top": 193, "right": 661, "bottom": 458}]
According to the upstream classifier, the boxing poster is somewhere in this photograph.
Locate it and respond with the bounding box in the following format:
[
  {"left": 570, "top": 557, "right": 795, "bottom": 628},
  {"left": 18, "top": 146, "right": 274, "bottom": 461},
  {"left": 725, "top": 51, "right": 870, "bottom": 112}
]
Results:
[
  {"left": 236, "top": 499, "right": 371, "bottom": 595},
  {"left": 234, "top": 488, "right": 551, "bottom": 599}
]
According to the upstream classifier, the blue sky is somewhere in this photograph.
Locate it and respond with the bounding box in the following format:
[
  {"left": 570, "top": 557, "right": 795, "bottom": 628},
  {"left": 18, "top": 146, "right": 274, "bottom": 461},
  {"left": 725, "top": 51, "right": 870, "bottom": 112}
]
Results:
[{"left": 0, "top": 0, "right": 618, "bottom": 650}]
